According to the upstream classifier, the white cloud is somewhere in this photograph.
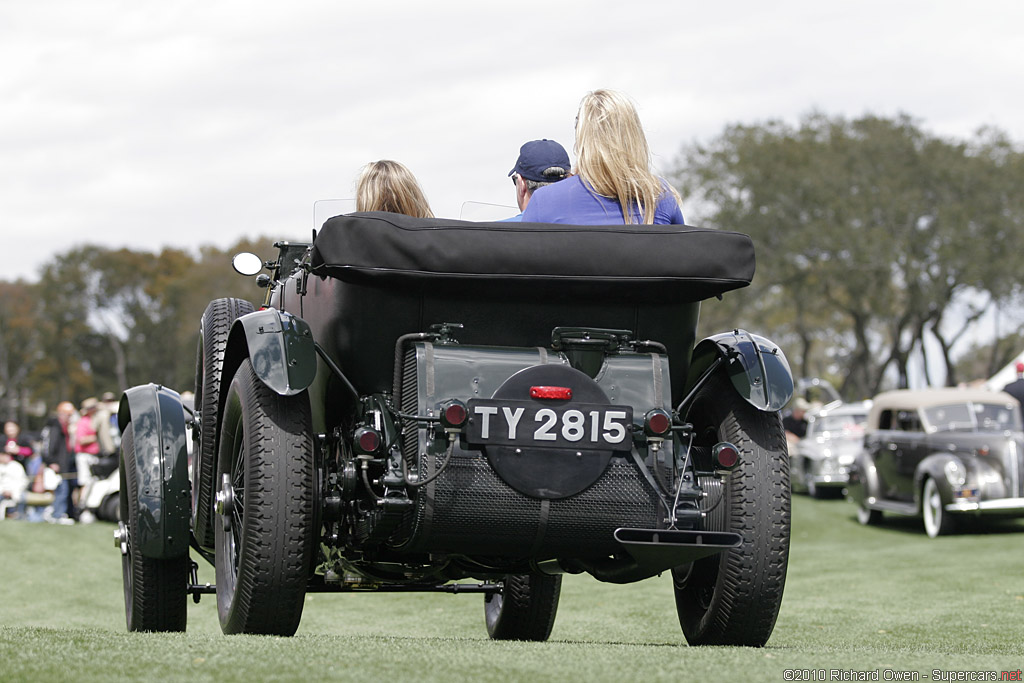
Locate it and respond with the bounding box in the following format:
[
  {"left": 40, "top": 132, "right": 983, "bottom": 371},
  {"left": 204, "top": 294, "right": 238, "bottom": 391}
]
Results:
[{"left": 3, "top": 0, "right": 1024, "bottom": 280}]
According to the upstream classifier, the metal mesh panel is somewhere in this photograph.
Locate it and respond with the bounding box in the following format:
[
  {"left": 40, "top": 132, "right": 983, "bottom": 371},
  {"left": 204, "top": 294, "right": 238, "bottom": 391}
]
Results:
[
  {"left": 395, "top": 344, "right": 661, "bottom": 559},
  {"left": 401, "top": 450, "right": 660, "bottom": 558}
]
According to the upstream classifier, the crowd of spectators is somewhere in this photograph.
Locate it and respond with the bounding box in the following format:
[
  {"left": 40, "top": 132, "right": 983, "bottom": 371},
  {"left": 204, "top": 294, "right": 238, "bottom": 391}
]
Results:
[{"left": 1, "top": 392, "right": 120, "bottom": 524}]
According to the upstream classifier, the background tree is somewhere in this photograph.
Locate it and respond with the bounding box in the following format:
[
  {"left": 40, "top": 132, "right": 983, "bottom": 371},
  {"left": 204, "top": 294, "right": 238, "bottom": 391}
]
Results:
[
  {"left": 0, "top": 280, "right": 44, "bottom": 426},
  {"left": 2, "top": 237, "right": 278, "bottom": 418},
  {"left": 675, "top": 112, "right": 1024, "bottom": 399}
]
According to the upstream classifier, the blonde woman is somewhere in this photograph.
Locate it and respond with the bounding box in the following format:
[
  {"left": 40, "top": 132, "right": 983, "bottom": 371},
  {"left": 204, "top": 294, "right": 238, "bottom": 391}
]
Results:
[
  {"left": 521, "top": 89, "right": 684, "bottom": 225},
  {"left": 355, "top": 160, "right": 434, "bottom": 218}
]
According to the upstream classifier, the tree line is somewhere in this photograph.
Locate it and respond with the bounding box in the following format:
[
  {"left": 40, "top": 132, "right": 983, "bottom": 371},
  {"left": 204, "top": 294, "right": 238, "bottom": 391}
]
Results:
[
  {"left": 674, "top": 112, "right": 1024, "bottom": 400},
  {"left": 0, "top": 238, "right": 275, "bottom": 428},
  {"left": 2, "top": 112, "right": 1023, "bottom": 426}
]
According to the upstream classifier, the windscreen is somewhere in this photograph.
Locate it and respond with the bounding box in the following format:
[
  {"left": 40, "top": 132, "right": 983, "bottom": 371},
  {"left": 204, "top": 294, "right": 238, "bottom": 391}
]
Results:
[{"left": 922, "top": 402, "right": 1023, "bottom": 433}]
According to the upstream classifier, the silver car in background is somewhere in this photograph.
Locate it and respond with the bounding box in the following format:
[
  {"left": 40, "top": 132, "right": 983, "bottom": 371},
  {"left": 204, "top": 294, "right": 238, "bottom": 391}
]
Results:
[{"left": 791, "top": 401, "right": 870, "bottom": 498}]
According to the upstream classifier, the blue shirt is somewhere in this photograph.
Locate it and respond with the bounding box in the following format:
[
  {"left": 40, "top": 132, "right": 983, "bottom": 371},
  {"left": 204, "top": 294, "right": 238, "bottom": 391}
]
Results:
[{"left": 521, "top": 175, "right": 684, "bottom": 225}]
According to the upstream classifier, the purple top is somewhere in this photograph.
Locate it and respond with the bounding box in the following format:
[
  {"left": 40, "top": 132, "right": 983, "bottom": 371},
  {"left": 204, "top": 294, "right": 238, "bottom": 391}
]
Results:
[{"left": 521, "top": 175, "right": 685, "bottom": 225}]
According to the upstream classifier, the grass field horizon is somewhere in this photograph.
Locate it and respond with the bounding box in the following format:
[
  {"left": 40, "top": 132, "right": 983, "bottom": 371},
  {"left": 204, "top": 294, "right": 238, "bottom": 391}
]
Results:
[{"left": 2, "top": 495, "right": 1022, "bottom": 682}]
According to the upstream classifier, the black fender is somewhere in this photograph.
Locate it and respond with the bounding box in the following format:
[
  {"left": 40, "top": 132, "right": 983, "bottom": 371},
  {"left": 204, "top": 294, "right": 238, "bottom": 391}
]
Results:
[
  {"left": 221, "top": 307, "right": 317, "bottom": 400},
  {"left": 685, "top": 329, "right": 794, "bottom": 412},
  {"left": 117, "top": 384, "right": 191, "bottom": 559}
]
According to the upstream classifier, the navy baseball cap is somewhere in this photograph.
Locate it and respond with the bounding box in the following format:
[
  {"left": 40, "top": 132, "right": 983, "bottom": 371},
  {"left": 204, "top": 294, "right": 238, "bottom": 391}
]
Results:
[{"left": 509, "top": 139, "right": 571, "bottom": 183}]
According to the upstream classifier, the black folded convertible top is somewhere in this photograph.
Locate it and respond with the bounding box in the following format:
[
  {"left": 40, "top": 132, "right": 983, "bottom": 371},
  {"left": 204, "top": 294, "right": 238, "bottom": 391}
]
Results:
[{"left": 309, "top": 212, "right": 754, "bottom": 303}]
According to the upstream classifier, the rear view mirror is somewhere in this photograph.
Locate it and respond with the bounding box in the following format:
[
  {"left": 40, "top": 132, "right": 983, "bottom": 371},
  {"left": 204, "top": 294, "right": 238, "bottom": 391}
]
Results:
[{"left": 232, "top": 252, "right": 264, "bottom": 276}]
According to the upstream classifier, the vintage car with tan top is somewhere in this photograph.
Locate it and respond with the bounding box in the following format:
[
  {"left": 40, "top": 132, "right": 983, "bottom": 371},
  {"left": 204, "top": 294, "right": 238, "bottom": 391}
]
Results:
[{"left": 847, "top": 387, "right": 1024, "bottom": 537}]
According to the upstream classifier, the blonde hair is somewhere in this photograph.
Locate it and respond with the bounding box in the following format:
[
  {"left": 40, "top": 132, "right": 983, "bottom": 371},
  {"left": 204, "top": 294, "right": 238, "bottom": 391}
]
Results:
[
  {"left": 356, "top": 160, "right": 434, "bottom": 218},
  {"left": 573, "top": 89, "right": 680, "bottom": 224}
]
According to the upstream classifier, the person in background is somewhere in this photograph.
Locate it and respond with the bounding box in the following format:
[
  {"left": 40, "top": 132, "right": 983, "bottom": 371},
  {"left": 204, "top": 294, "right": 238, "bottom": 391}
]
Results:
[
  {"left": 522, "top": 89, "right": 684, "bottom": 225},
  {"left": 355, "top": 160, "right": 434, "bottom": 218},
  {"left": 1002, "top": 361, "right": 1024, "bottom": 423},
  {"left": 92, "top": 392, "right": 117, "bottom": 457},
  {"left": 503, "top": 139, "right": 571, "bottom": 221},
  {"left": 0, "top": 444, "right": 28, "bottom": 519},
  {"left": 100, "top": 391, "right": 122, "bottom": 453},
  {"left": 783, "top": 398, "right": 811, "bottom": 444},
  {"left": 74, "top": 398, "right": 102, "bottom": 522},
  {"left": 4, "top": 420, "right": 34, "bottom": 465},
  {"left": 42, "top": 401, "right": 76, "bottom": 523}
]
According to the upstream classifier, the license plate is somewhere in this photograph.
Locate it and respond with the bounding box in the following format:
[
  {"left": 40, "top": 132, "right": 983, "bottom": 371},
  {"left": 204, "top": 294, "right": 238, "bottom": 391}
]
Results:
[{"left": 465, "top": 399, "right": 633, "bottom": 450}]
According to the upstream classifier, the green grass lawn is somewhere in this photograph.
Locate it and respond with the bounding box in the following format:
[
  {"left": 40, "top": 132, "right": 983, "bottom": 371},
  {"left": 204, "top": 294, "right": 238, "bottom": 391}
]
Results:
[{"left": 2, "top": 496, "right": 1022, "bottom": 682}]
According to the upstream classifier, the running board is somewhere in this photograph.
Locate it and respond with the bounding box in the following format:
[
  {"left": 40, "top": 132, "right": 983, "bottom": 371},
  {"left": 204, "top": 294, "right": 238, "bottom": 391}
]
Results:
[{"left": 865, "top": 498, "right": 917, "bottom": 516}]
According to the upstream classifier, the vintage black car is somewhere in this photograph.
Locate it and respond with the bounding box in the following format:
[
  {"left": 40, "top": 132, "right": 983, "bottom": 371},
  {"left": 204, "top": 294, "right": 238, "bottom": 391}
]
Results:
[
  {"left": 848, "top": 388, "right": 1024, "bottom": 537},
  {"left": 115, "top": 213, "right": 794, "bottom": 645}
]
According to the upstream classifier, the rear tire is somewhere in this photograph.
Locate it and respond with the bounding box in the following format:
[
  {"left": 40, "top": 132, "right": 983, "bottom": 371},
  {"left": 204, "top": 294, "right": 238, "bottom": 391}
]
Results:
[
  {"left": 193, "top": 298, "right": 255, "bottom": 548},
  {"left": 215, "top": 359, "right": 315, "bottom": 636},
  {"left": 120, "top": 424, "right": 188, "bottom": 632},
  {"left": 100, "top": 492, "right": 120, "bottom": 522},
  {"left": 674, "top": 372, "right": 790, "bottom": 647},
  {"left": 485, "top": 574, "right": 561, "bottom": 641}
]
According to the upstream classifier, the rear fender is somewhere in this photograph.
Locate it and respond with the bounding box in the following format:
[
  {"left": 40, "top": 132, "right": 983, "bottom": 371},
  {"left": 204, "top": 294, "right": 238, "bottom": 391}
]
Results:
[
  {"left": 117, "top": 384, "right": 191, "bottom": 559},
  {"left": 222, "top": 308, "right": 317, "bottom": 400},
  {"left": 684, "top": 329, "right": 794, "bottom": 412}
]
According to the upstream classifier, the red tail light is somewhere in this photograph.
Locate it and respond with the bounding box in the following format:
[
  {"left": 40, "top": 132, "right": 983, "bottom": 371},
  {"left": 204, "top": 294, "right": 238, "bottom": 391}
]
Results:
[
  {"left": 354, "top": 427, "right": 381, "bottom": 454},
  {"left": 440, "top": 399, "right": 468, "bottom": 429},
  {"left": 713, "top": 442, "right": 740, "bottom": 470},
  {"left": 644, "top": 409, "right": 672, "bottom": 437},
  {"left": 530, "top": 386, "right": 573, "bottom": 400}
]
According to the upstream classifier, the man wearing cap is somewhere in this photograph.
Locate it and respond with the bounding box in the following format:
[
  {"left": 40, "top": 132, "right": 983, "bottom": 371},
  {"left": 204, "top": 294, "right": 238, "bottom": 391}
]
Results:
[
  {"left": 1002, "top": 361, "right": 1024, "bottom": 423},
  {"left": 503, "top": 139, "right": 571, "bottom": 222}
]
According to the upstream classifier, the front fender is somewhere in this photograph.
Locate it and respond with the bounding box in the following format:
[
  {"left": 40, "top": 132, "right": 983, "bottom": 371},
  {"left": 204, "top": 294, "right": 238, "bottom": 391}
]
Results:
[
  {"left": 916, "top": 453, "right": 1007, "bottom": 505},
  {"left": 117, "top": 384, "right": 190, "bottom": 559},
  {"left": 915, "top": 454, "right": 963, "bottom": 512},
  {"left": 847, "top": 451, "right": 881, "bottom": 505},
  {"left": 223, "top": 307, "right": 317, "bottom": 397},
  {"left": 686, "top": 329, "right": 794, "bottom": 411}
]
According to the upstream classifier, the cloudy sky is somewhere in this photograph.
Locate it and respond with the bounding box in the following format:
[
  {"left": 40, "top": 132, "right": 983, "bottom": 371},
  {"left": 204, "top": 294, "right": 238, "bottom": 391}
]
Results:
[{"left": 4, "top": 0, "right": 1024, "bottom": 282}]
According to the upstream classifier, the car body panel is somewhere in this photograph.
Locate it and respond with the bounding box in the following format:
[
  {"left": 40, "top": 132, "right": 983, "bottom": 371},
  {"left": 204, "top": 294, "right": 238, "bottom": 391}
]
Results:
[
  {"left": 791, "top": 400, "right": 869, "bottom": 494},
  {"left": 687, "top": 329, "right": 794, "bottom": 412},
  {"left": 228, "top": 308, "right": 317, "bottom": 397},
  {"left": 117, "top": 384, "right": 191, "bottom": 559}
]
